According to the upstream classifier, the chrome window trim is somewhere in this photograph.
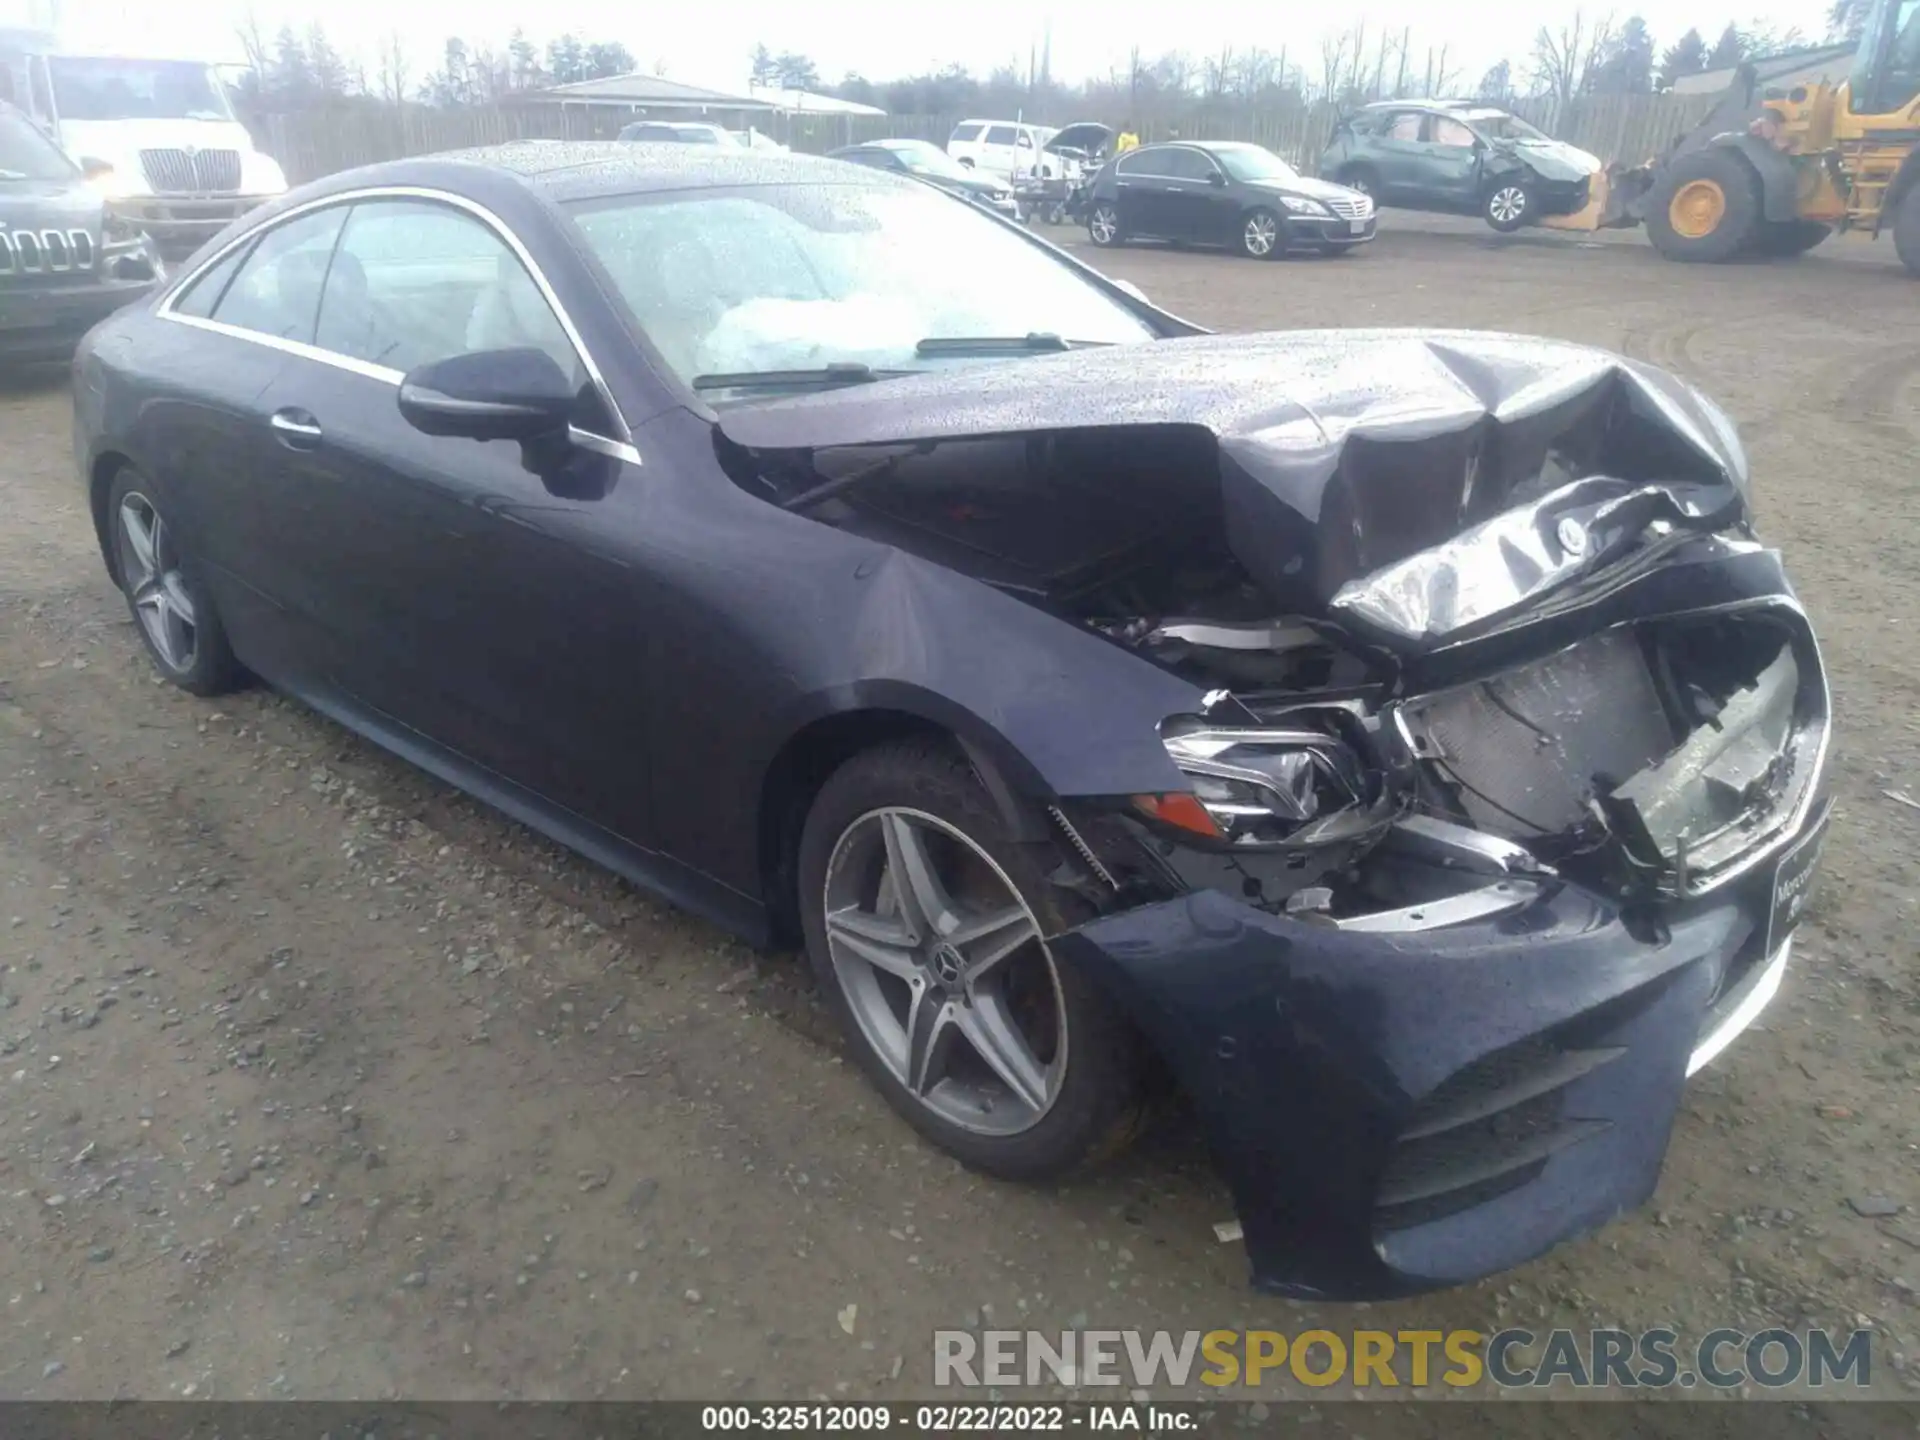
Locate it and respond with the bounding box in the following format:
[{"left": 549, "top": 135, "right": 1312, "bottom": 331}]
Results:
[
  {"left": 163, "top": 310, "right": 643, "bottom": 468},
  {"left": 156, "top": 183, "right": 638, "bottom": 453}
]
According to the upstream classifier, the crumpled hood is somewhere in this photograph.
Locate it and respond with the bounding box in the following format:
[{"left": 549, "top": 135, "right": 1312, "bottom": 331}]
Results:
[
  {"left": 1499, "top": 136, "right": 1602, "bottom": 181},
  {"left": 716, "top": 329, "right": 1750, "bottom": 653}
]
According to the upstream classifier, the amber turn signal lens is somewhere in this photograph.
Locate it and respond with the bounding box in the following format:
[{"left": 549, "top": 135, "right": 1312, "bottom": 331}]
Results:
[{"left": 1131, "top": 792, "right": 1223, "bottom": 839}]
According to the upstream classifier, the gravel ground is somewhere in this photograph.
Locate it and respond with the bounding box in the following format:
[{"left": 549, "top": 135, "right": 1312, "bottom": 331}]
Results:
[{"left": 0, "top": 214, "right": 1916, "bottom": 1417}]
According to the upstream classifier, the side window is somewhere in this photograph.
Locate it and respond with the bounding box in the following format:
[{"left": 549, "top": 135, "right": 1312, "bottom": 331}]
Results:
[
  {"left": 208, "top": 206, "right": 348, "bottom": 344},
  {"left": 315, "top": 199, "right": 582, "bottom": 383},
  {"left": 1114, "top": 150, "right": 1150, "bottom": 176},
  {"left": 1386, "top": 112, "right": 1423, "bottom": 142},
  {"left": 983, "top": 124, "right": 1017, "bottom": 146},
  {"left": 950, "top": 123, "right": 983, "bottom": 143},
  {"left": 1432, "top": 117, "right": 1477, "bottom": 149},
  {"left": 1163, "top": 149, "right": 1217, "bottom": 181},
  {"left": 171, "top": 239, "right": 255, "bottom": 319}
]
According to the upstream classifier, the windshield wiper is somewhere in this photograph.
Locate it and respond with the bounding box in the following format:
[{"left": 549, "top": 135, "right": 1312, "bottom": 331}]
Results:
[
  {"left": 914, "top": 332, "right": 1111, "bottom": 356},
  {"left": 690, "top": 362, "right": 909, "bottom": 393}
]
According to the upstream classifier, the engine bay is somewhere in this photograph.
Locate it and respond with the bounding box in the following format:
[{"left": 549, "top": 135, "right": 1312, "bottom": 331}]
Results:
[{"left": 1078, "top": 601, "right": 1827, "bottom": 929}]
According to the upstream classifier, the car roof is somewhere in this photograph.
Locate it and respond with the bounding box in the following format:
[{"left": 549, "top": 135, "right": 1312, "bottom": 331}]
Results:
[
  {"left": 1360, "top": 98, "right": 1501, "bottom": 114},
  {"left": 301, "top": 141, "right": 909, "bottom": 205}
]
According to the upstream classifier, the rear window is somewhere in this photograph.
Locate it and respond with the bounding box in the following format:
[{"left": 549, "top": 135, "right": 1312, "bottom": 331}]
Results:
[{"left": 950, "top": 123, "right": 983, "bottom": 142}]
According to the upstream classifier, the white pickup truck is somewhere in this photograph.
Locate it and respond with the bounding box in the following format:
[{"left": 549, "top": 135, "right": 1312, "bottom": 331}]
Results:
[{"left": 1, "top": 30, "right": 287, "bottom": 258}]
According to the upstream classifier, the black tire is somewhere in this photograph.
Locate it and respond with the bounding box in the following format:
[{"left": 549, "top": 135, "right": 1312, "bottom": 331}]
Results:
[
  {"left": 1645, "top": 148, "right": 1761, "bottom": 263},
  {"left": 1753, "top": 219, "right": 1831, "bottom": 257},
  {"left": 1087, "top": 201, "right": 1124, "bottom": 247},
  {"left": 1239, "top": 206, "right": 1285, "bottom": 259},
  {"left": 1893, "top": 184, "right": 1920, "bottom": 278},
  {"left": 1484, "top": 180, "right": 1534, "bottom": 232},
  {"left": 105, "top": 467, "right": 240, "bottom": 697},
  {"left": 797, "top": 739, "right": 1147, "bottom": 1181}
]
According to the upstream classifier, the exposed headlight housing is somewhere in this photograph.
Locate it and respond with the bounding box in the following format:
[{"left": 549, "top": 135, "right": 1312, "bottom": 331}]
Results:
[
  {"left": 1280, "top": 195, "right": 1331, "bottom": 216},
  {"left": 1141, "top": 719, "right": 1388, "bottom": 849}
]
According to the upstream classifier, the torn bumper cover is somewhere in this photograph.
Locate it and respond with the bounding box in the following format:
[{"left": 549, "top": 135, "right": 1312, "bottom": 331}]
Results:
[{"left": 716, "top": 329, "right": 1831, "bottom": 1297}]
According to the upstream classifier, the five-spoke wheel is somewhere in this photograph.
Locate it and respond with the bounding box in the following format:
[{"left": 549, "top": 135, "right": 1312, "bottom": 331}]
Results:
[
  {"left": 107, "top": 469, "right": 239, "bottom": 696},
  {"left": 799, "top": 742, "right": 1145, "bottom": 1179}
]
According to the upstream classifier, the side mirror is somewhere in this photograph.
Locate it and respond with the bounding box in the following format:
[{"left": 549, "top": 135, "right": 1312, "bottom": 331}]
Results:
[
  {"left": 1207, "top": 170, "right": 1227, "bottom": 187},
  {"left": 398, "top": 347, "right": 575, "bottom": 444}
]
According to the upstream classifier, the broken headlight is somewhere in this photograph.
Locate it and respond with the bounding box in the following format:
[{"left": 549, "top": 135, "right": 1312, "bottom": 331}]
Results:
[{"left": 1142, "top": 721, "right": 1380, "bottom": 848}]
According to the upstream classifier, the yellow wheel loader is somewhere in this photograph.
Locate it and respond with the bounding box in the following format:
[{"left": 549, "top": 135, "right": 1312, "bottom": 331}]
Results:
[{"left": 1543, "top": 0, "right": 1920, "bottom": 272}]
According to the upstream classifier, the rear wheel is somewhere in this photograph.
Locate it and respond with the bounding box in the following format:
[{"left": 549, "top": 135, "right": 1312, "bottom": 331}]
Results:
[
  {"left": 1894, "top": 185, "right": 1920, "bottom": 277},
  {"left": 1646, "top": 149, "right": 1761, "bottom": 262},
  {"left": 1340, "top": 166, "right": 1379, "bottom": 201},
  {"left": 1753, "top": 219, "right": 1831, "bottom": 257},
  {"left": 107, "top": 469, "right": 239, "bottom": 697},
  {"left": 1087, "top": 201, "right": 1124, "bottom": 247},
  {"left": 798, "top": 741, "right": 1146, "bottom": 1180}
]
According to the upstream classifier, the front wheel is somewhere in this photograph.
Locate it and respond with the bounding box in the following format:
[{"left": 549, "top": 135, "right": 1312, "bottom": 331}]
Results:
[
  {"left": 1645, "top": 148, "right": 1761, "bottom": 262},
  {"left": 1240, "top": 206, "right": 1284, "bottom": 259},
  {"left": 1087, "top": 202, "right": 1124, "bottom": 247},
  {"left": 1484, "top": 181, "right": 1533, "bottom": 232},
  {"left": 1753, "top": 219, "right": 1832, "bottom": 257},
  {"left": 798, "top": 741, "right": 1146, "bottom": 1180}
]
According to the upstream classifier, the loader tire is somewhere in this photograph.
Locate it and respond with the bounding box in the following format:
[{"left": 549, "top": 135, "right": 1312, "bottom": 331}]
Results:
[
  {"left": 1895, "top": 185, "right": 1920, "bottom": 277},
  {"left": 1645, "top": 148, "right": 1761, "bottom": 263},
  {"left": 1753, "top": 220, "right": 1831, "bottom": 257}
]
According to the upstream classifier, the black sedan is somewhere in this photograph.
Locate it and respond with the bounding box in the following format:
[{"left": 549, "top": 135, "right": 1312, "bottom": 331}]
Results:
[
  {"left": 828, "top": 138, "right": 1019, "bottom": 217},
  {"left": 71, "top": 144, "right": 1830, "bottom": 1298},
  {"left": 1085, "top": 140, "right": 1377, "bottom": 257}
]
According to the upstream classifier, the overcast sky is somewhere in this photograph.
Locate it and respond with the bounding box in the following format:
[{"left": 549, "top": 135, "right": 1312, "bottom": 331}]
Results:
[{"left": 24, "top": 0, "right": 1834, "bottom": 91}]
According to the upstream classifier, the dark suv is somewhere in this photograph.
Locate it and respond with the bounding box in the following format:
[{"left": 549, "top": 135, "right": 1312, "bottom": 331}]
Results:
[
  {"left": 0, "top": 101, "right": 159, "bottom": 363},
  {"left": 1318, "top": 101, "right": 1602, "bottom": 233}
]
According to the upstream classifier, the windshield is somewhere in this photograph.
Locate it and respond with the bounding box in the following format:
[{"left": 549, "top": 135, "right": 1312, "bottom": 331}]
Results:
[
  {"left": 0, "top": 106, "right": 76, "bottom": 181},
  {"left": 567, "top": 181, "right": 1156, "bottom": 389},
  {"left": 1208, "top": 144, "right": 1300, "bottom": 182},
  {"left": 49, "top": 57, "right": 233, "bottom": 122},
  {"left": 1462, "top": 111, "right": 1548, "bottom": 142},
  {"left": 878, "top": 140, "right": 972, "bottom": 178}
]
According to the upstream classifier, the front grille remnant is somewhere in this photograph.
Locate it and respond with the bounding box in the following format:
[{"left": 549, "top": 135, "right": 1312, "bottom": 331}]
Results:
[
  {"left": 139, "top": 148, "right": 243, "bottom": 194},
  {"left": 1326, "top": 195, "right": 1373, "bottom": 221},
  {"left": 0, "top": 228, "right": 95, "bottom": 275},
  {"left": 1375, "top": 1037, "right": 1622, "bottom": 1232}
]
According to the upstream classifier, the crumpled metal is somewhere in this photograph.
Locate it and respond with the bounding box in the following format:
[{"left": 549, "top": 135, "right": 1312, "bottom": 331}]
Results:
[
  {"left": 716, "top": 328, "right": 1753, "bottom": 652},
  {"left": 1328, "top": 476, "right": 1732, "bottom": 644}
]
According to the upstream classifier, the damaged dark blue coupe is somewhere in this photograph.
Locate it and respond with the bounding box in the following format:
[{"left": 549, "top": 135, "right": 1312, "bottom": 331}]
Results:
[{"left": 70, "top": 144, "right": 1832, "bottom": 1299}]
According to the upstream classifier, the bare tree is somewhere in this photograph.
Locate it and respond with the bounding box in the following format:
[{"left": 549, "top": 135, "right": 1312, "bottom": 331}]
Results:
[
  {"left": 1317, "top": 28, "right": 1351, "bottom": 104},
  {"left": 376, "top": 30, "right": 409, "bottom": 109},
  {"left": 1532, "top": 8, "right": 1618, "bottom": 108}
]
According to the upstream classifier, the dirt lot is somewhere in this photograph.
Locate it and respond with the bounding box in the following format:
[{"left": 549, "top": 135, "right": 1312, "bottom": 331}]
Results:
[{"left": 1, "top": 216, "right": 1917, "bottom": 1416}]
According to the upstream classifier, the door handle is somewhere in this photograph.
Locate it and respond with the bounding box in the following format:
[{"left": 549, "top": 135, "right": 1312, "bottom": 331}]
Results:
[{"left": 269, "top": 408, "right": 323, "bottom": 449}]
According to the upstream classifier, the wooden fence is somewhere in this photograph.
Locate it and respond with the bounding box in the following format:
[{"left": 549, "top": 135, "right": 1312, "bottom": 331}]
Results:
[{"left": 256, "top": 89, "right": 1727, "bottom": 188}]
